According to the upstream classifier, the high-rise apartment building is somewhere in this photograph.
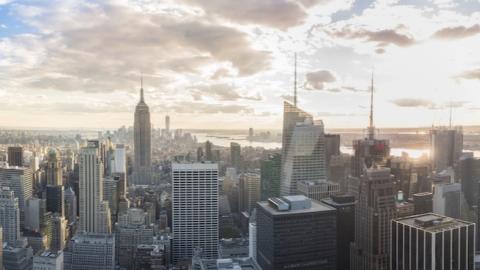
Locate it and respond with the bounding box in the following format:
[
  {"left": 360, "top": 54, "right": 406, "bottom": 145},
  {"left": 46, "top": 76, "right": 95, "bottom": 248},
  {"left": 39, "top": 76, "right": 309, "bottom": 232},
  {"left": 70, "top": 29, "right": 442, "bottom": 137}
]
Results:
[
  {"left": 0, "top": 166, "right": 33, "bottom": 228},
  {"left": 260, "top": 153, "right": 281, "bottom": 200},
  {"left": 0, "top": 187, "right": 20, "bottom": 246},
  {"left": 7, "top": 146, "right": 23, "bottom": 167},
  {"left": 133, "top": 82, "right": 152, "bottom": 185},
  {"left": 256, "top": 195, "right": 337, "bottom": 270},
  {"left": 172, "top": 163, "right": 219, "bottom": 263},
  {"left": 280, "top": 103, "right": 327, "bottom": 195},
  {"left": 350, "top": 167, "right": 396, "bottom": 270},
  {"left": 391, "top": 213, "right": 475, "bottom": 270},
  {"left": 430, "top": 127, "right": 463, "bottom": 173}
]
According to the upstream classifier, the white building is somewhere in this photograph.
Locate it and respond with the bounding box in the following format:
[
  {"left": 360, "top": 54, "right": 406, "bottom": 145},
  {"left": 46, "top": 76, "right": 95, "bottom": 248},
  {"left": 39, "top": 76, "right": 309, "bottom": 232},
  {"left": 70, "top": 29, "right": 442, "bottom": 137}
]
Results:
[
  {"left": 33, "top": 251, "right": 64, "bottom": 270},
  {"left": 79, "top": 140, "right": 111, "bottom": 233},
  {"left": 297, "top": 180, "right": 341, "bottom": 201},
  {"left": 172, "top": 163, "right": 219, "bottom": 262},
  {"left": 0, "top": 166, "right": 33, "bottom": 228},
  {"left": 113, "top": 144, "right": 126, "bottom": 174},
  {"left": 25, "top": 197, "right": 46, "bottom": 232},
  {"left": 0, "top": 187, "right": 20, "bottom": 246},
  {"left": 248, "top": 210, "right": 256, "bottom": 261}
]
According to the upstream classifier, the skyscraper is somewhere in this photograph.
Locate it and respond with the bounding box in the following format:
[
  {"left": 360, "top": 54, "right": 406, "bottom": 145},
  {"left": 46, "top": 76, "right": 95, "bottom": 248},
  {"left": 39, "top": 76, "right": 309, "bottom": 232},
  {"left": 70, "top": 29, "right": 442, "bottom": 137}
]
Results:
[
  {"left": 260, "top": 153, "right": 281, "bottom": 200},
  {"left": 79, "top": 140, "right": 110, "bottom": 233},
  {"left": 64, "top": 187, "right": 77, "bottom": 224},
  {"left": 256, "top": 195, "right": 337, "bottom": 270},
  {"left": 113, "top": 144, "right": 126, "bottom": 174},
  {"left": 391, "top": 213, "right": 475, "bottom": 270},
  {"left": 430, "top": 127, "right": 463, "bottom": 173},
  {"left": 7, "top": 146, "right": 23, "bottom": 167},
  {"left": 281, "top": 115, "right": 327, "bottom": 195},
  {"left": 458, "top": 153, "right": 480, "bottom": 209},
  {"left": 238, "top": 173, "right": 261, "bottom": 215},
  {"left": 432, "top": 182, "right": 461, "bottom": 219},
  {"left": 350, "top": 167, "right": 396, "bottom": 270},
  {"left": 0, "top": 166, "right": 33, "bottom": 228},
  {"left": 172, "top": 163, "right": 219, "bottom": 263},
  {"left": 205, "top": 141, "right": 213, "bottom": 161},
  {"left": 165, "top": 115, "right": 170, "bottom": 134},
  {"left": 46, "top": 148, "right": 62, "bottom": 186},
  {"left": 230, "top": 142, "right": 242, "bottom": 171},
  {"left": 0, "top": 187, "right": 20, "bottom": 246},
  {"left": 134, "top": 80, "right": 152, "bottom": 185}
]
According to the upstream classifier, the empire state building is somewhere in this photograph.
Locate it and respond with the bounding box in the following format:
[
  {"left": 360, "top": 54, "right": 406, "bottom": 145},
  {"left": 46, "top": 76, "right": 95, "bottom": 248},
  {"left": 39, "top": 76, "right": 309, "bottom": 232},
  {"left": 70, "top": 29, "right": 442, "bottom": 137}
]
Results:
[{"left": 133, "top": 82, "right": 152, "bottom": 184}]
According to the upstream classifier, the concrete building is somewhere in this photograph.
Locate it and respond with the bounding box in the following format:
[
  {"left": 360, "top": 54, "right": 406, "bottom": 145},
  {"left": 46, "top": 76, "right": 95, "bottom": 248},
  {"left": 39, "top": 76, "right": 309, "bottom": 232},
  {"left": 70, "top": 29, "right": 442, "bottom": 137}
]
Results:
[
  {"left": 412, "top": 192, "right": 433, "bottom": 215},
  {"left": 172, "top": 163, "right": 219, "bottom": 263},
  {"left": 391, "top": 213, "right": 475, "bottom": 270},
  {"left": 256, "top": 195, "right": 337, "bottom": 270},
  {"left": 0, "top": 166, "right": 33, "bottom": 228},
  {"left": 63, "top": 233, "right": 115, "bottom": 270},
  {"left": 350, "top": 167, "right": 396, "bottom": 270},
  {"left": 113, "top": 144, "right": 126, "bottom": 174},
  {"left": 297, "top": 180, "right": 340, "bottom": 201},
  {"left": 260, "top": 153, "right": 281, "bottom": 200},
  {"left": 50, "top": 214, "right": 67, "bottom": 252},
  {"left": 230, "top": 143, "right": 242, "bottom": 171},
  {"left": 134, "top": 244, "right": 166, "bottom": 270},
  {"left": 0, "top": 187, "right": 20, "bottom": 246},
  {"left": 193, "top": 258, "right": 261, "bottom": 270},
  {"left": 430, "top": 127, "right": 463, "bottom": 173},
  {"left": 46, "top": 149, "right": 63, "bottom": 186},
  {"left": 33, "top": 251, "right": 64, "bottom": 270},
  {"left": 432, "top": 182, "right": 461, "bottom": 219},
  {"left": 64, "top": 187, "right": 77, "bottom": 224},
  {"left": 3, "top": 241, "right": 33, "bottom": 270},
  {"left": 7, "top": 146, "right": 23, "bottom": 167},
  {"left": 238, "top": 173, "right": 260, "bottom": 214}
]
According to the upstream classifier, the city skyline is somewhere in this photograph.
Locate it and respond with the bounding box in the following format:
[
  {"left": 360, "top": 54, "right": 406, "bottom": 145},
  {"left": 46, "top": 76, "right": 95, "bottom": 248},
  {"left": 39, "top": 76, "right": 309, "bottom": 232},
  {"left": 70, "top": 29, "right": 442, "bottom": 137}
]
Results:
[{"left": 1, "top": 0, "right": 480, "bottom": 129}]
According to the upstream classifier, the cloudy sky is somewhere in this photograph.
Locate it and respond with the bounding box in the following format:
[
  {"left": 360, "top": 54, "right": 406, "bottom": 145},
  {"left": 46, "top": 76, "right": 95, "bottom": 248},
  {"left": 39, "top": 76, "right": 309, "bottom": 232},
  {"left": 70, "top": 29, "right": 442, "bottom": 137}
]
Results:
[{"left": 1, "top": 0, "right": 480, "bottom": 130}]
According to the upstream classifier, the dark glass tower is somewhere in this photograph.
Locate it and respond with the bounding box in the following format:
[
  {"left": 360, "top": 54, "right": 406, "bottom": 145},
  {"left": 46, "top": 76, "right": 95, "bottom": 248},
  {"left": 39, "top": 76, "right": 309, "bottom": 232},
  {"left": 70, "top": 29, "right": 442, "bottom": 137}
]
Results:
[{"left": 133, "top": 82, "right": 151, "bottom": 184}]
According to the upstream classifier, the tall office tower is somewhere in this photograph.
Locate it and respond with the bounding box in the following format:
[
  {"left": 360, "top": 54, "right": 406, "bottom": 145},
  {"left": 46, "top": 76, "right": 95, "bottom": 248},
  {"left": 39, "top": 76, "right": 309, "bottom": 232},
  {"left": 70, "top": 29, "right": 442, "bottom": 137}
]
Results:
[
  {"left": 297, "top": 180, "right": 341, "bottom": 201},
  {"left": 329, "top": 154, "right": 350, "bottom": 193},
  {"left": 25, "top": 197, "right": 46, "bottom": 232},
  {"left": 196, "top": 147, "right": 204, "bottom": 162},
  {"left": 260, "top": 153, "right": 281, "bottom": 200},
  {"left": 3, "top": 240, "right": 33, "bottom": 270},
  {"left": 96, "top": 201, "right": 112, "bottom": 234},
  {"left": 103, "top": 177, "right": 118, "bottom": 221},
  {"left": 351, "top": 76, "right": 390, "bottom": 178},
  {"left": 432, "top": 182, "right": 461, "bottom": 218},
  {"left": 350, "top": 167, "right": 396, "bottom": 270},
  {"left": 115, "top": 209, "right": 154, "bottom": 269},
  {"left": 459, "top": 154, "right": 480, "bottom": 209},
  {"left": 390, "top": 156, "right": 414, "bottom": 198},
  {"left": 79, "top": 140, "right": 109, "bottom": 233},
  {"left": 7, "top": 146, "right": 23, "bottom": 167},
  {"left": 113, "top": 144, "right": 126, "bottom": 174},
  {"left": 105, "top": 139, "right": 115, "bottom": 177},
  {"left": 430, "top": 126, "right": 463, "bottom": 173},
  {"left": 391, "top": 213, "right": 475, "bottom": 270},
  {"left": 133, "top": 81, "right": 152, "bottom": 185},
  {"left": 281, "top": 116, "right": 327, "bottom": 195},
  {"left": 50, "top": 213, "right": 67, "bottom": 252},
  {"left": 64, "top": 233, "right": 115, "bottom": 270},
  {"left": 230, "top": 142, "right": 242, "bottom": 171},
  {"left": 238, "top": 173, "right": 261, "bottom": 214},
  {"left": 46, "top": 185, "right": 64, "bottom": 215},
  {"left": 172, "top": 163, "right": 219, "bottom": 263},
  {"left": 33, "top": 251, "right": 64, "bottom": 270},
  {"left": 0, "top": 166, "right": 33, "bottom": 228},
  {"left": 248, "top": 209, "right": 257, "bottom": 261},
  {"left": 412, "top": 192, "right": 433, "bottom": 214},
  {"left": 0, "top": 187, "right": 20, "bottom": 246},
  {"left": 325, "top": 134, "right": 341, "bottom": 166},
  {"left": 205, "top": 141, "right": 213, "bottom": 161},
  {"left": 64, "top": 187, "right": 77, "bottom": 224},
  {"left": 165, "top": 115, "right": 170, "bottom": 134},
  {"left": 46, "top": 149, "right": 63, "bottom": 186},
  {"left": 256, "top": 195, "right": 336, "bottom": 270},
  {"left": 322, "top": 195, "right": 356, "bottom": 270}
]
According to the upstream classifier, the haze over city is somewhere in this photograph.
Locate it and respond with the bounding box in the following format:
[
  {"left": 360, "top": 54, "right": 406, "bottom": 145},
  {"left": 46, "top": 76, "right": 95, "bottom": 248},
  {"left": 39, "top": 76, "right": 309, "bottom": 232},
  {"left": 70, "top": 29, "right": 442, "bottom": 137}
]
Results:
[{"left": 1, "top": 0, "right": 480, "bottom": 129}]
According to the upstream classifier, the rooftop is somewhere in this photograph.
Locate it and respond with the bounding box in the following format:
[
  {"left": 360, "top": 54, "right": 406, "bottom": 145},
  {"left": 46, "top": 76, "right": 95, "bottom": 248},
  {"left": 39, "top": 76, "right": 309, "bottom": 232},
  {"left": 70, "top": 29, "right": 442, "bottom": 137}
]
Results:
[
  {"left": 395, "top": 213, "right": 473, "bottom": 233},
  {"left": 259, "top": 195, "right": 335, "bottom": 216}
]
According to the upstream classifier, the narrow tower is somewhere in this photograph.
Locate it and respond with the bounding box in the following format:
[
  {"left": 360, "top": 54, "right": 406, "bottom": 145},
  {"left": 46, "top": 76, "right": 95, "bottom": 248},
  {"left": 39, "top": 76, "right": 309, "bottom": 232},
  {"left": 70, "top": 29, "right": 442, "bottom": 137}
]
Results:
[
  {"left": 368, "top": 71, "right": 375, "bottom": 140},
  {"left": 133, "top": 76, "right": 152, "bottom": 184}
]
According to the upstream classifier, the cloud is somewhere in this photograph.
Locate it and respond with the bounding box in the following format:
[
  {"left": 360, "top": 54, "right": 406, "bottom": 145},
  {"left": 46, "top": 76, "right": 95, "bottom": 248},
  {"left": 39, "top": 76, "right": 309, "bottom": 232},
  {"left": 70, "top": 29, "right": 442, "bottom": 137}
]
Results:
[
  {"left": 179, "top": 0, "right": 335, "bottom": 30},
  {"left": 189, "top": 83, "right": 261, "bottom": 101},
  {"left": 391, "top": 98, "right": 435, "bottom": 108},
  {"left": 304, "top": 70, "right": 336, "bottom": 90},
  {"left": 324, "top": 26, "right": 416, "bottom": 51},
  {"left": 457, "top": 68, "right": 480, "bottom": 80},
  {"left": 2, "top": 1, "right": 271, "bottom": 94},
  {"left": 164, "top": 102, "right": 254, "bottom": 114},
  {"left": 433, "top": 24, "right": 480, "bottom": 39}
]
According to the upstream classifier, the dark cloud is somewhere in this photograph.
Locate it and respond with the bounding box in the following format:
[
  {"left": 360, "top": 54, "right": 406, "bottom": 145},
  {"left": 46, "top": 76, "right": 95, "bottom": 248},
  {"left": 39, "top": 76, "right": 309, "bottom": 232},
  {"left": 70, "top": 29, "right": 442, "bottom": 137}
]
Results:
[
  {"left": 457, "top": 68, "right": 480, "bottom": 80},
  {"left": 325, "top": 26, "right": 416, "bottom": 49},
  {"left": 304, "top": 70, "right": 336, "bottom": 90},
  {"left": 433, "top": 24, "right": 480, "bottom": 39},
  {"left": 6, "top": 1, "right": 271, "bottom": 93},
  {"left": 189, "top": 83, "right": 262, "bottom": 101},
  {"left": 180, "top": 0, "right": 333, "bottom": 30}
]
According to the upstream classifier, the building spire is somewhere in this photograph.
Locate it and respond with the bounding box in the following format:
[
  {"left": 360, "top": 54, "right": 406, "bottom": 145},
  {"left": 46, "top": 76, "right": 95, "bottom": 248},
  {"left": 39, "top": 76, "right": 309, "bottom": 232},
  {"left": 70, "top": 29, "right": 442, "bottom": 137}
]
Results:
[
  {"left": 368, "top": 69, "right": 375, "bottom": 139},
  {"left": 140, "top": 74, "right": 144, "bottom": 103},
  {"left": 294, "top": 53, "right": 297, "bottom": 107}
]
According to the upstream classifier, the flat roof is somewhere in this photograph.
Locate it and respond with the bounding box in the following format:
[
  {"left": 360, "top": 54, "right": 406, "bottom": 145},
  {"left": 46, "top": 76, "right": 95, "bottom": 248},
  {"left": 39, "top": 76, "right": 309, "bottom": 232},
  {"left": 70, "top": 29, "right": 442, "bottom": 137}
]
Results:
[
  {"left": 395, "top": 213, "right": 473, "bottom": 233},
  {"left": 258, "top": 198, "right": 335, "bottom": 216},
  {"left": 172, "top": 163, "right": 218, "bottom": 170}
]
